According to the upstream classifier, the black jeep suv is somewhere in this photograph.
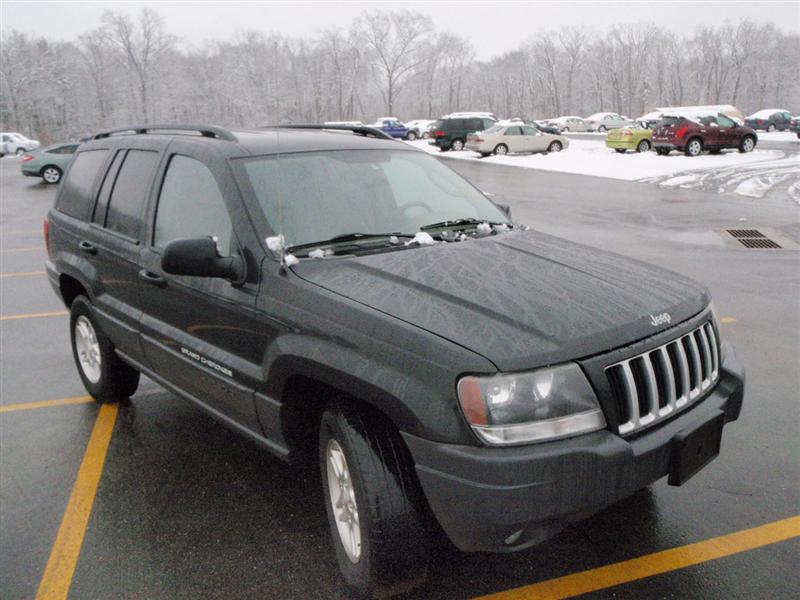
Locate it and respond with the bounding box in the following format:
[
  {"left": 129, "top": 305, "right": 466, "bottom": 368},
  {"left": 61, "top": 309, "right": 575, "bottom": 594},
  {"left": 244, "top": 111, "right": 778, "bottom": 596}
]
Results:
[{"left": 45, "top": 123, "right": 744, "bottom": 597}]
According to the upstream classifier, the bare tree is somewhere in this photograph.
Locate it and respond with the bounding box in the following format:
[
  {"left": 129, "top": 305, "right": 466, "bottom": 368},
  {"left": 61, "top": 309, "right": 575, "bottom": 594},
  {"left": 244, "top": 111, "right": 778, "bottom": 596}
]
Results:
[
  {"left": 101, "top": 8, "right": 174, "bottom": 121},
  {"left": 356, "top": 10, "right": 433, "bottom": 114}
]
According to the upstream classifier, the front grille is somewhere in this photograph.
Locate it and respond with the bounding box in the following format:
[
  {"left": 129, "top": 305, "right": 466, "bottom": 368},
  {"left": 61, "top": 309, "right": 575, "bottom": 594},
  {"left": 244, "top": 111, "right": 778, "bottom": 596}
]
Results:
[{"left": 606, "top": 322, "right": 719, "bottom": 435}]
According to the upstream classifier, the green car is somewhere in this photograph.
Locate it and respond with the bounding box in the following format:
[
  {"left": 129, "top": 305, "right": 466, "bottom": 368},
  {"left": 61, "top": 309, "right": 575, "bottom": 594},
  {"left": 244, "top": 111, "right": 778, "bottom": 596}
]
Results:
[
  {"left": 20, "top": 142, "right": 80, "bottom": 184},
  {"left": 605, "top": 124, "right": 653, "bottom": 153}
]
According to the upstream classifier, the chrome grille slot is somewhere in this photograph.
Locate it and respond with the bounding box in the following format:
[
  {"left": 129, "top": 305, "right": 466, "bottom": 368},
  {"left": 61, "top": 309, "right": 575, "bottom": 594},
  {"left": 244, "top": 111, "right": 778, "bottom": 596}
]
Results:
[{"left": 607, "top": 322, "right": 720, "bottom": 435}]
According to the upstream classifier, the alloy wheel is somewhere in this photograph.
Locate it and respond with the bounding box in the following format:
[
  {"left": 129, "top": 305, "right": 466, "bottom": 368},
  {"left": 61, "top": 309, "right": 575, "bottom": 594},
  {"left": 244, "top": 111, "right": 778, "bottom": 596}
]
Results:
[
  {"left": 742, "top": 137, "right": 755, "bottom": 152},
  {"left": 688, "top": 140, "right": 702, "bottom": 156},
  {"left": 75, "top": 315, "right": 102, "bottom": 383},
  {"left": 326, "top": 439, "right": 361, "bottom": 563},
  {"left": 43, "top": 167, "right": 60, "bottom": 183}
]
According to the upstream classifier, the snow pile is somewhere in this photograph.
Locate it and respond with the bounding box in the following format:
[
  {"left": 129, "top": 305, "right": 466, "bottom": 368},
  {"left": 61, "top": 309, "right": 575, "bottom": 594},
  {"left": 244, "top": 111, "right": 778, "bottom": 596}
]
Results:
[
  {"left": 476, "top": 222, "right": 492, "bottom": 234},
  {"left": 405, "top": 139, "right": 785, "bottom": 182},
  {"left": 405, "top": 232, "right": 435, "bottom": 246},
  {"left": 734, "top": 174, "right": 792, "bottom": 199}
]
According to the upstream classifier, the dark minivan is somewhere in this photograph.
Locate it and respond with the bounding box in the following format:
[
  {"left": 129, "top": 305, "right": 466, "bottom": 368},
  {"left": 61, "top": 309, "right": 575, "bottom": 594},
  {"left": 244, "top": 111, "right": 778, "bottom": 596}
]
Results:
[
  {"left": 429, "top": 115, "right": 497, "bottom": 151},
  {"left": 46, "top": 124, "right": 744, "bottom": 598}
]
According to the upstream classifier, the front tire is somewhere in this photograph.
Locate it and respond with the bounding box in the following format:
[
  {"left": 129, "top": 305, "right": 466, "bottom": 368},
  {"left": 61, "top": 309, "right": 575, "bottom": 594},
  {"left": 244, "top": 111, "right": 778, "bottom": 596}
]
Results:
[
  {"left": 767, "top": 123, "right": 776, "bottom": 132},
  {"left": 547, "top": 141, "right": 563, "bottom": 152},
  {"left": 636, "top": 139, "right": 651, "bottom": 153},
  {"left": 562, "top": 127, "right": 570, "bottom": 133},
  {"left": 70, "top": 295, "right": 140, "bottom": 402},
  {"left": 739, "top": 135, "right": 756, "bottom": 153},
  {"left": 422, "top": 131, "right": 430, "bottom": 139},
  {"left": 685, "top": 138, "right": 703, "bottom": 156},
  {"left": 320, "top": 404, "right": 428, "bottom": 597},
  {"left": 406, "top": 131, "right": 417, "bottom": 141},
  {"left": 41, "top": 165, "right": 62, "bottom": 184},
  {"left": 598, "top": 125, "right": 607, "bottom": 133},
  {"left": 16, "top": 147, "right": 25, "bottom": 156}
]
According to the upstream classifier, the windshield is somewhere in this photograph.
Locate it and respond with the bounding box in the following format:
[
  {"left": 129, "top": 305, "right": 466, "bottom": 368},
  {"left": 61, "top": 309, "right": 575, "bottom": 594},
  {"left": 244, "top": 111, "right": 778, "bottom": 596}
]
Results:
[{"left": 241, "top": 149, "right": 509, "bottom": 248}]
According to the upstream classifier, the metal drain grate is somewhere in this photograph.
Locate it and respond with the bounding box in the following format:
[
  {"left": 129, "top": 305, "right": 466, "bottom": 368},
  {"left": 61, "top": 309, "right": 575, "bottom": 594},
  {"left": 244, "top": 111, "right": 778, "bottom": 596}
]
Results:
[
  {"left": 737, "top": 237, "right": 782, "bottom": 249},
  {"left": 726, "top": 229, "right": 782, "bottom": 249},
  {"left": 727, "top": 229, "right": 766, "bottom": 239}
]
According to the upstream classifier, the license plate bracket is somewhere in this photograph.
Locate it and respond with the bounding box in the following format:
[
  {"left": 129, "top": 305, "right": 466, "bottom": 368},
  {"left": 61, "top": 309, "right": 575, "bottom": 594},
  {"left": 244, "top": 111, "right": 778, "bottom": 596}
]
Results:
[{"left": 668, "top": 410, "right": 724, "bottom": 486}]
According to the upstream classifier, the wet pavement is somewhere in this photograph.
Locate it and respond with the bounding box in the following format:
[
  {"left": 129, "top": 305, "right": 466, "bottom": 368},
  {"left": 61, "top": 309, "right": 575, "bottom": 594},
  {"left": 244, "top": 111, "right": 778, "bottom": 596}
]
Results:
[{"left": 1, "top": 153, "right": 798, "bottom": 599}]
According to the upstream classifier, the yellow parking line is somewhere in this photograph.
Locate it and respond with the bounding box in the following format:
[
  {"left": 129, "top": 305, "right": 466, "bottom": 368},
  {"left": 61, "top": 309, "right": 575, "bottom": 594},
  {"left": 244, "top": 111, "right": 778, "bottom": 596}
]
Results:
[
  {"left": 0, "top": 246, "right": 45, "bottom": 253},
  {"left": 476, "top": 515, "right": 800, "bottom": 600},
  {"left": 720, "top": 316, "right": 738, "bottom": 324},
  {"left": 0, "top": 270, "right": 46, "bottom": 278},
  {"left": 35, "top": 403, "right": 118, "bottom": 600},
  {"left": 0, "top": 396, "right": 93, "bottom": 413},
  {"left": 0, "top": 310, "right": 68, "bottom": 321}
]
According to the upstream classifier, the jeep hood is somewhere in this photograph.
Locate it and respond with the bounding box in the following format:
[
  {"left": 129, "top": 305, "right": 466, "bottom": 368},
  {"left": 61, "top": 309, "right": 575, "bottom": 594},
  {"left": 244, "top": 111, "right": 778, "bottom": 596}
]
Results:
[{"left": 293, "top": 231, "right": 710, "bottom": 371}]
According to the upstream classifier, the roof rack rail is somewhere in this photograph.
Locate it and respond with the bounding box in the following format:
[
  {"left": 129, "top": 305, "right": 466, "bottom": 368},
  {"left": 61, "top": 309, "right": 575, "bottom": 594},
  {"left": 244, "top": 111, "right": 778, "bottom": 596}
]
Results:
[
  {"left": 93, "top": 124, "right": 237, "bottom": 142},
  {"left": 265, "top": 124, "right": 394, "bottom": 141}
]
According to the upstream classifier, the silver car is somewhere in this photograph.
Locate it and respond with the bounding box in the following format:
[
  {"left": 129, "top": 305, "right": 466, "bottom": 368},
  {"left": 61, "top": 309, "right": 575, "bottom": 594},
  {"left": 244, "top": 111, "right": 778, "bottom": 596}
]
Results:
[
  {"left": 1, "top": 132, "right": 40, "bottom": 156},
  {"left": 466, "top": 124, "right": 569, "bottom": 156},
  {"left": 549, "top": 116, "right": 592, "bottom": 132},
  {"left": 584, "top": 112, "right": 634, "bottom": 132}
]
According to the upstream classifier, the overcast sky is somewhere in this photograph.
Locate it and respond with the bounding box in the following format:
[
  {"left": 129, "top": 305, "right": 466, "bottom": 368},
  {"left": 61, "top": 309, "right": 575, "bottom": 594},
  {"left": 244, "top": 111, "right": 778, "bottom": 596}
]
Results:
[{"left": 2, "top": 1, "right": 797, "bottom": 59}]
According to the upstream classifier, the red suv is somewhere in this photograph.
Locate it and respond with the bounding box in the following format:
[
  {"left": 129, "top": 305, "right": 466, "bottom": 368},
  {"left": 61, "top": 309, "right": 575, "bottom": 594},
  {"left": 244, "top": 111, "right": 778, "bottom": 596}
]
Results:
[{"left": 652, "top": 113, "right": 757, "bottom": 156}]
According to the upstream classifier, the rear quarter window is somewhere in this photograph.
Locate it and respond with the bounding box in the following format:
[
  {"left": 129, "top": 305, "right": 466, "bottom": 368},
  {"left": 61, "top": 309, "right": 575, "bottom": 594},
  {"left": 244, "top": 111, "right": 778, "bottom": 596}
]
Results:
[{"left": 56, "top": 149, "right": 109, "bottom": 220}]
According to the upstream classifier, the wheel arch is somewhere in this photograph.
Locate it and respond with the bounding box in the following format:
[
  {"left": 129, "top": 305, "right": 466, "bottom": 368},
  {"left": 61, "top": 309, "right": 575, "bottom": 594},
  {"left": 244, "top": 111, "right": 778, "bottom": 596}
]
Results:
[{"left": 59, "top": 273, "right": 89, "bottom": 307}]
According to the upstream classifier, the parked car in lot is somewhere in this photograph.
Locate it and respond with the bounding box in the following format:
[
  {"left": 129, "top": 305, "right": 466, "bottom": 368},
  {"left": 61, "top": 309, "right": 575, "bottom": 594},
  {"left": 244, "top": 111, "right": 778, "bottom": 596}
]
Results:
[
  {"left": 652, "top": 113, "right": 757, "bottom": 156},
  {"left": 790, "top": 116, "right": 800, "bottom": 138},
  {"left": 605, "top": 124, "right": 653, "bottom": 153},
  {"left": 1, "top": 132, "right": 41, "bottom": 156},
  {"left": 744, "top": 109, "right": 793, "bottom": 132},
  {"left": 405, "top": 119, "right": 435, "bottom": 139},
  {"left": 371, "top": 117, "right": 411, "bottom": 139},
  {"left": 549, "top": 116, "right": 592, "bottom": 132},
  {"left": 20, "top": 142, "right": 80, "bottom": 183},
  {"left": 45, "top": 123, "right": 744, "bottom": 598},
  {"left": 466, "top": 123, "right": 569, "bottom": 156},
  {"left": 430, "top": 115, "right": 497, "bottom": 151},
  {"left": 584, "top": 112, "right": 634, "bottom": 132}
]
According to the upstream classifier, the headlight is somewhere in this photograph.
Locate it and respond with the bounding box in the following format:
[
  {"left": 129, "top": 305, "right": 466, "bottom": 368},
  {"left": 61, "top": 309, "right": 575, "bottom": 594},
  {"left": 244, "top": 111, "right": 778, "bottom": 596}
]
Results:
[{"left": 457, "top": 363, "right": 606, "bottom": 446}]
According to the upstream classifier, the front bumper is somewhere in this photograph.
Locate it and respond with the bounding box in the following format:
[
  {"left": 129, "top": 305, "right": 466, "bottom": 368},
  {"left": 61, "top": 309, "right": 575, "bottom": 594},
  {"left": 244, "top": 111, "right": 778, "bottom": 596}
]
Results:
[{"left": 402, "top": 343, "right": 744, "bottom": 553}]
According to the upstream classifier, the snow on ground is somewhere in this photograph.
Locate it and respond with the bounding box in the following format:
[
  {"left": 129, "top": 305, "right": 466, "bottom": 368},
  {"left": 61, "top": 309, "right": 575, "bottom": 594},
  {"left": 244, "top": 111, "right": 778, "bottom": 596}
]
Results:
[
  {"left": 755, "top": 131, "right": 800, "bottom": 143},
  {"left": 405, "top": 139, "right": 786, "bottom": 182}
]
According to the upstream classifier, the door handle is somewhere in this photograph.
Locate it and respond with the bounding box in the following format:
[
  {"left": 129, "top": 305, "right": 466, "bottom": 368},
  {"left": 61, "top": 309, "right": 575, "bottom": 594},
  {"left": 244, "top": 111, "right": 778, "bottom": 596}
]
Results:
[
  {"left": 78, "top": 240, "right": 97, "bottom": 255},
  {"left": 138, "top": 269, "right": 167, "bottom": 288}
]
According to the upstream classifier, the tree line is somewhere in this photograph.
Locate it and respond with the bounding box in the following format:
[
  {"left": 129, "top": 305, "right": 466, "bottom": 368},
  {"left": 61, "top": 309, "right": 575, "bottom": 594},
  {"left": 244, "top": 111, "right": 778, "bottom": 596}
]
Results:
[{"left": 1, "top": 8, "right": 798, "bottom": 144}]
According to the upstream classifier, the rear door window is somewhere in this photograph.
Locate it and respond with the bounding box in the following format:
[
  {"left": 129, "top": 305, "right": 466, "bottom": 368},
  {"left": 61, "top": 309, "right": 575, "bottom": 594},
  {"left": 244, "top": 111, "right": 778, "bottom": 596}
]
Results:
[
  {"left": 103, "top": 150, "right": 159, "bottom": 240},
  {"left": 505, "top": 126, "right": 522, "bottom": 136},
  {"left": 56, "top": 149, "right": 109, "bottom": 220},
  {"left": 153, "top": 155, "right": 232, "bottom": 255}
]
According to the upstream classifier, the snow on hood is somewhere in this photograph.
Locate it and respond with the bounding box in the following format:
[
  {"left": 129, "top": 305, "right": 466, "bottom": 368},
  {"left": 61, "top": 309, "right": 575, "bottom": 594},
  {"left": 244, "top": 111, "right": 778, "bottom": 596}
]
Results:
[{"left": 291, "top": 230, "right": 709, "bottom": 370}]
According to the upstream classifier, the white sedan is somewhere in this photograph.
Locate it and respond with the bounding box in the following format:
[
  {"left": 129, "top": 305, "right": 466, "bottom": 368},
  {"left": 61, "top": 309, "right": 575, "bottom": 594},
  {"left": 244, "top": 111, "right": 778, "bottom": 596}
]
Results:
[{"left": 465, "top": 124, "right": 569, "bottom": 156}]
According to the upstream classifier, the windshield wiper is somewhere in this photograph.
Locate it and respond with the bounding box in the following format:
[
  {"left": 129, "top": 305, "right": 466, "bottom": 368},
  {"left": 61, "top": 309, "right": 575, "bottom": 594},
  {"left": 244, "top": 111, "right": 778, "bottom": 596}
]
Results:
[
  {"left": 287, "top": 232, "right": 412, "bottom": 252},
  {"left": 419, "top": 218, "right": 505, "bottom": 231}
]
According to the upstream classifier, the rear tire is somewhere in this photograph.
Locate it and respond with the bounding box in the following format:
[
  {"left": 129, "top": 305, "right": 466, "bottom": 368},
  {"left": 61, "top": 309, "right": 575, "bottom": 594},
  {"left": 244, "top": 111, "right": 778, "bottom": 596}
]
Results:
[
  {"left": 493, "top": 143, "right": 508, "bottom": 156},
  {"left": 319, "top": 403, "right": 429, "bottom": 597},
  {"left": 70, "top": 295, "right": 140, "bottom": 402},
  {"left": 685, "top": 138, "right": 703, "bottom": 156},
  {"left": 15, "top": 147, "right": 25, "bottom": 156},
  {"left": 598, "top": 125, "right": 607, "bottom": 133},
  {"left": 767, "top": 123, "right": 776, "bottom": 132},
  {"left": 422, "top": 131, "right": 430, "bottom": 139},
  {"left": 41, "top": 165, "right": 62, "bottom": 184},
  {"left": 614, "top": 148, "right": 626, "bottom": 153},
  {"left": 636, "top": 139, "right": 651, "bottom": 153},
  {"left": 450, "top": 138, "right": 464, "bottom": 151},
  {"left": 739, "top": 135, "right": 756, "bottom": 153},
  {"left": 562, "top": 127, "right": 570, "bottom": 133}
]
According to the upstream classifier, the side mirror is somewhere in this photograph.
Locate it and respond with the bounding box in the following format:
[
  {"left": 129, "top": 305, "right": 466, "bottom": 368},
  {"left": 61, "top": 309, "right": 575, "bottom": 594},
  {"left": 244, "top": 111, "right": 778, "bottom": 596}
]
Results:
[{"left": 162, "top": 237, "right": 244, "bottom": 282}]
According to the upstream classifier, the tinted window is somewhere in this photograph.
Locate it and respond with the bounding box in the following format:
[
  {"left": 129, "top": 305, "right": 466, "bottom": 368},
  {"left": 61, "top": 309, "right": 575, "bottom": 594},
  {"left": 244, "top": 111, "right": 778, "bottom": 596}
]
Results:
[
  {"left": 92, "top": 150, "right": 125, "bottom": 226},
  {"left": 521, "top": 126, "right": 538, "bottom": 135},
  {"left": 56, "top": 149, "right": 109, "bottom": 220},
  {"left": 54, "top": 144, "right": 79, "bottom": 154},
  {"left": 154, "top": 155, "right": 232, "bottom": 255},
  {"left": 466, "top": 118, "right": 482, "bottom": 131},
  {"left": 505, "top": 126, "right": 522, "bottom": 136},
  {"left": 104, "top": 150, "right": 158, "bottom": 239}
]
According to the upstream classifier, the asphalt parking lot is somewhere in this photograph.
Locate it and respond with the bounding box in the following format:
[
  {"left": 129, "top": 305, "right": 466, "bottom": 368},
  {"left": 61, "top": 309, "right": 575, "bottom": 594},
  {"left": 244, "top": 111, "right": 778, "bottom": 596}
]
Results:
[{"left": 1, "top": 153, "right": 798, "bottom": 599}]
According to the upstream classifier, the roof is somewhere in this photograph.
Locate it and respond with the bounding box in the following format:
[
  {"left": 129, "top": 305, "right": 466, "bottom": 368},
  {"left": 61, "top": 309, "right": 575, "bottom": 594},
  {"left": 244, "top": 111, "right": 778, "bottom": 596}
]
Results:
[{"left": 82, "top": 125, "right": 409, "bottom": 157}]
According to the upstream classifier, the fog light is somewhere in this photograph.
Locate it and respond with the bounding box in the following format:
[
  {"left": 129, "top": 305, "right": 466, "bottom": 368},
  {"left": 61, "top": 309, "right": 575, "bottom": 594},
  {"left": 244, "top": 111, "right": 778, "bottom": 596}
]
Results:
[{"left": 504, "top": 529, "right": 524, "bottom": 546}]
